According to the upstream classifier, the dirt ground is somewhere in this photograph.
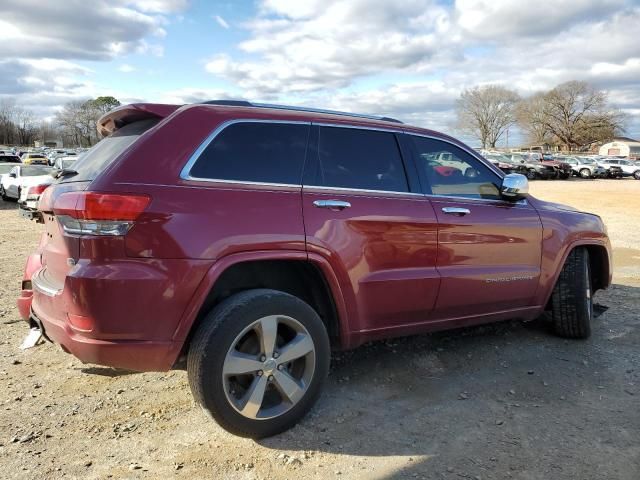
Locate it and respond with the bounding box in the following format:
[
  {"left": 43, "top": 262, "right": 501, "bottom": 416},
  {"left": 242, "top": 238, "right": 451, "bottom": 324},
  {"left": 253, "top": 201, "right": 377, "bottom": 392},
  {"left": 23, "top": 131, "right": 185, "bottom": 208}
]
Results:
[{"left": 0, "top": 179, "right": 638, "bottom": 480}]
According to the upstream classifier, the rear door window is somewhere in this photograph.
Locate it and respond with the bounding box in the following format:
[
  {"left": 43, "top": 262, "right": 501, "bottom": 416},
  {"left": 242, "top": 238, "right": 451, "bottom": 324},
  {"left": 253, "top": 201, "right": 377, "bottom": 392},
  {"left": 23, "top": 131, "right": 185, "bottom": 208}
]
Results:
[
  {"left": 313, "top": 126, "right": 408, "bottom": 192},
  {"left": 188, "top": 122, "right": 310, "bottom": 185},
  {"left": 61, "top": 119, "right": 159, "bottom": 182}
]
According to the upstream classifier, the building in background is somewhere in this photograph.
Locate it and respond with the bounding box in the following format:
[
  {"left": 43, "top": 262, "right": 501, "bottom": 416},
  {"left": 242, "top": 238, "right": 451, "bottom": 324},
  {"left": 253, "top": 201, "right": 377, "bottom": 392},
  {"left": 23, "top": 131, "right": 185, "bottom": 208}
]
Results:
[{"left": 599, "top": 137, "right": 640, "bottom": 158}]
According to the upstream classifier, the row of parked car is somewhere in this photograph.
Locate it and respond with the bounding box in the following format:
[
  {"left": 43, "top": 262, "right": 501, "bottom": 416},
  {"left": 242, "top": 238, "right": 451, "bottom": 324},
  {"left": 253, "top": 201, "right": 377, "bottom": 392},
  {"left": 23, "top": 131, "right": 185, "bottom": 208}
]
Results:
[
  {"left": 480, "top": 150, "right": 640, "bottom": 180},
  {"left": 0, "top": 153, "right": 79, "bottom": 216}
]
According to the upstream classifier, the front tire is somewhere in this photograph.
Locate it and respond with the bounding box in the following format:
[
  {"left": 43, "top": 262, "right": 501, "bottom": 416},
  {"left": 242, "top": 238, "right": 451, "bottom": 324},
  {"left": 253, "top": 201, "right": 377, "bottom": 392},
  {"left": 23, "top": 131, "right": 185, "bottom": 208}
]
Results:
[
  {"left": 187, "top": 289, "right": 330, "bottom": 438},
  {"left": 633, "top": 170, "right": 640, "bottom": 180},
  {"left": 579, "top": 168, "right": 591, "bottom": 179},
  {"left": 550, "top": 248, "right": 592, "bottom": 339}
]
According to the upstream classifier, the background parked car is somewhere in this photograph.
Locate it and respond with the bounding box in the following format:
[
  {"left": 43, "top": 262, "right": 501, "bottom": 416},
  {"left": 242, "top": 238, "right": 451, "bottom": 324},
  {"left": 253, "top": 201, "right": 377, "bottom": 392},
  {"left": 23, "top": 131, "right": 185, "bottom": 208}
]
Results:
[
  {"left": 0, "top": 154, "right": 21, "bottom": 164},
  {"left": 52, "top": 156, "right": 77, "bottom": 173},
  {"left": 0, "top": 165, "right": 52, "bottom": 201},
  {"left": 0, "top": 162, "right": 17, "bottom": 187},
  {"left": 481, "top": 152, "right": 528, "bottom": 176},
  {"left": 541, "top": 156, "right": 572, "bottom": 179},
  {"left": 507, "top": 153, "right": 556, "bottom": 179},
  {"left": 557, "top": 156, "right": 606, "bottom": 178},
  {"left": 20, "top": 153, "right": 48, "bottom": 165},
  {"left": 598, "top": 158, "right": 640, "bottom": 179}
]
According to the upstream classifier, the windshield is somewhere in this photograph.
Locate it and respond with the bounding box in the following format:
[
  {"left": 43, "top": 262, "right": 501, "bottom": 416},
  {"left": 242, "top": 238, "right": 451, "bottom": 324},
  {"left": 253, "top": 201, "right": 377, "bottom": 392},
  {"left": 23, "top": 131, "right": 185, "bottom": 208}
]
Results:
[
  {"left": 21, "top": 166, "right": 52, "bottom": 176},
  {"left": 580, "top": 158, "right": 596, "bottom": 164},
  {"left": 63, "top": 118, "right": 158, "bottom": 182}
]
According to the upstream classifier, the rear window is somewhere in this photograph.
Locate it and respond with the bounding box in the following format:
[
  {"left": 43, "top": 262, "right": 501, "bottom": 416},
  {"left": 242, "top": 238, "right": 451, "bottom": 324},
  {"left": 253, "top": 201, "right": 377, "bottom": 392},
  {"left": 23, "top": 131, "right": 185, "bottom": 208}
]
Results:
[
  {"left": 61, "top": 119, "right": 158, "bottom": 182},
  {"left": 188, "top": 122, "right": 310, "bottom": 184},
  {"left": 21, "top": 166, "right": 51, "bottom": 176},
  {"left": 0, "top": 155, "right": 20, "bottom": 163}
]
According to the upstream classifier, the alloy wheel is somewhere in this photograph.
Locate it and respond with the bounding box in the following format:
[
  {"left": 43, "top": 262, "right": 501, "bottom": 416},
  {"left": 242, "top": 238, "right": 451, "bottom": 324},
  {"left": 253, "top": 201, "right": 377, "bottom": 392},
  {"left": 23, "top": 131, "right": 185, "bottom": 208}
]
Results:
[{"left": 222, "top": 315, "right": 316, "bottom": 420}]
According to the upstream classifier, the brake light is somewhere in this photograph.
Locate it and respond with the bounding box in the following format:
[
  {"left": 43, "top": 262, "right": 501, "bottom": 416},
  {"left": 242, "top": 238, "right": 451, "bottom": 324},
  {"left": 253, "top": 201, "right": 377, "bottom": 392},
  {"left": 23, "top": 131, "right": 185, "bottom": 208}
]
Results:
[
  {"left": 53, "top": 192, "right": 150, "bottom": 236},
  {"left": 28, "top": 184, "right": 49, "bottom": 196}
]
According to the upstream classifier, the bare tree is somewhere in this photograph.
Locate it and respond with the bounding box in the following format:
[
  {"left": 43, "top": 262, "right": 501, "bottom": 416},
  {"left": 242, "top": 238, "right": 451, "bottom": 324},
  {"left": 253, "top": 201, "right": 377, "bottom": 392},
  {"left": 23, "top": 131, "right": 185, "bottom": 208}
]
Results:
[
  {"left": 0, "top": 99, "right": 17, "bottom": 145},
  {"left": 55, "top": 97, "right": 121, "bottom": 147},
  {"left": 517, "top": 92, "right": 552, "bottom": 145},
  {"left": 521, "top": 81, "right": 624, "bottom": 150},
  {"left": 456, "top": 85, "right": 520, "bottom": 148},
  {"left": 13, "top": 107, "right": 38, "bottom": 146}
]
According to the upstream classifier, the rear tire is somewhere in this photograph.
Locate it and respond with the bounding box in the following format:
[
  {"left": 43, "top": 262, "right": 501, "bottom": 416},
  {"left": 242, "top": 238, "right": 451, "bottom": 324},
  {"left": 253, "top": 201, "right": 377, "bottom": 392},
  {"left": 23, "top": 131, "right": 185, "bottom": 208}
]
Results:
[
  {"left": 0, "top": 186, "right": 6, "bottom": 200},
  {"left": 187, "top": 289, "right": 330, "bottom": 438},
  {"left": 526, "top": 169, "right": 537, "bottom": 180},
  {"left": 550, "top": 248, "right": 592, "bottom": 339},
  {"left": 633, "top": 170, "right": 640, "bottom": 180}
]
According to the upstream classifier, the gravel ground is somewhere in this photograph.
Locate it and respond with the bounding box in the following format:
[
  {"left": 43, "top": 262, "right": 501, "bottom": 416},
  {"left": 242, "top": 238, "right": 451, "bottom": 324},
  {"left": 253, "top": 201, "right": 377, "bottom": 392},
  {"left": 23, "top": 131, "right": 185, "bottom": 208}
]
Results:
[{"left": 0, "top": 179, "right": 638, "bottom": 480}]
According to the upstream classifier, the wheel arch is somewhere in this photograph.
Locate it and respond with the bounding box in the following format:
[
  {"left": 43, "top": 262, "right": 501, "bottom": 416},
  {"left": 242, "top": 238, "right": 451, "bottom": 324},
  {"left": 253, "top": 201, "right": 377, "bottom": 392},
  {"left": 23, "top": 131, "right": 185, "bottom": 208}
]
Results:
[
  {"left": 171, "top": 251, "right": 350, "bottom": 366},
  {"left": 542, "top": 241, "right": 611, "bottom": 308}
]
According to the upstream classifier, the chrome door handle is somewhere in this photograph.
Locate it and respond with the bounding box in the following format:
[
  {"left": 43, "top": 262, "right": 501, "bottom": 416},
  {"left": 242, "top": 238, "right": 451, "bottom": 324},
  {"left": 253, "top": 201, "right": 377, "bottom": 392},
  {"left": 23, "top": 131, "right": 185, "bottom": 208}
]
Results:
[
  {"left": 313, "top": 200, "right": 351, "bottom": 210},
  {"left": 442, "top": 207, "right": 470, "bottom": 216}
]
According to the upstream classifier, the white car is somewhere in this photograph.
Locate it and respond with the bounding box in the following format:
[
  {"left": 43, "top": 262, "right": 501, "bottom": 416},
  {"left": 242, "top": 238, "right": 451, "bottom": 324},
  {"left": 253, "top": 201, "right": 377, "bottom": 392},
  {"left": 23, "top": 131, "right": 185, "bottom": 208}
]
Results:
[
  {"left": 0, "top": 165, "right": 53, "bottom": 201},
  {"left": 598, "top": 158, "right": 640, "bottom": 179}
]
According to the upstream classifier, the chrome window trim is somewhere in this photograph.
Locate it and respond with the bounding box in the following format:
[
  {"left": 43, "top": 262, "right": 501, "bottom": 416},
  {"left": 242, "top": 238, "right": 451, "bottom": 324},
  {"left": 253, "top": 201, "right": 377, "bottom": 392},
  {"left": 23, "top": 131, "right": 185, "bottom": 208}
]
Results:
[
  {"left": 303, "top": 184, "right": 424, "bottom": 198},
  {"left": 180, "top": 119, "right": 311, "bottom": 185}
]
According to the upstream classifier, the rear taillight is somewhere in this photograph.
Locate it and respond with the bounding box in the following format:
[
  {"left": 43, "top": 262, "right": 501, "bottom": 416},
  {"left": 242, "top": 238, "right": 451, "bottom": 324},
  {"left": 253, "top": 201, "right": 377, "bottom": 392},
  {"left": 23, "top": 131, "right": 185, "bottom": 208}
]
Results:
[
  {"left": 53, "top": 192, "right": 151, "bottom": 236},
  {"left": 26, "top": 184, "right": 49, "bottom": 201}
]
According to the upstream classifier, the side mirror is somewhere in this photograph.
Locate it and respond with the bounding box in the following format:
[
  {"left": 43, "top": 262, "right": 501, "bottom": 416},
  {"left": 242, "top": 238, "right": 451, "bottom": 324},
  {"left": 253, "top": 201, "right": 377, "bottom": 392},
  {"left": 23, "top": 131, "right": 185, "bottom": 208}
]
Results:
[
  {"left": 501, "top": 173, "right": 528, "bottom": 201},
  {"left": 9, "top": 172, "right": 16, "bottom": 178}
]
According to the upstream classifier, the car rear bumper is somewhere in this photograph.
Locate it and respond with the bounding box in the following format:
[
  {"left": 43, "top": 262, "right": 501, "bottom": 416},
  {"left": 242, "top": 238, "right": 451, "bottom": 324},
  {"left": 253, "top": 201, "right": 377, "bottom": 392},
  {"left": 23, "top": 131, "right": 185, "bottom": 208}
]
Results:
[{"left": 30, "top": 306, "right": 178, "bottom": 372}]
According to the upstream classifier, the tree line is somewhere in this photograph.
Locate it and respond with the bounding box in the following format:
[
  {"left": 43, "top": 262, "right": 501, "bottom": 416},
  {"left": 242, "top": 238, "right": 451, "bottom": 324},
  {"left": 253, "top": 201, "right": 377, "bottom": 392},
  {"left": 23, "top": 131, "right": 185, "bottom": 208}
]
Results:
[
  {"left": 455, "top": 80, "right": 625, "bottom": 150},
  {"left": 0, "top": 96, "right": 121, "bottom": 148}
]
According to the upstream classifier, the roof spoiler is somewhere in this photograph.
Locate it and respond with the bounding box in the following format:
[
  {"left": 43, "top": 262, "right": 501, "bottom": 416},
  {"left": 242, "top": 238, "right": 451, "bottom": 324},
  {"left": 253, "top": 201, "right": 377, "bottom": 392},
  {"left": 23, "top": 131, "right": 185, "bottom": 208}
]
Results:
[{"left": 96, "top": 103, "right": 180, "bottom": 137}]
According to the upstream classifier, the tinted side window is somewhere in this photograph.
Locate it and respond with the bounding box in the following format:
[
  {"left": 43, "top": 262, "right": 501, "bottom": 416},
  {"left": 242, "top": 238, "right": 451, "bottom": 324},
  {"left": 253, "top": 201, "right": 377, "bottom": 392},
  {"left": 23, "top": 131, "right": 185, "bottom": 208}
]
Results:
[
  {"left": 314, "top": 127, "right": 408, "bottom": 192},
  {"left": 411, "top": 136, "right": 501, "bottom": 200},
  {"left": 189, "top": 122, "right": 310, "bottom": 184}
]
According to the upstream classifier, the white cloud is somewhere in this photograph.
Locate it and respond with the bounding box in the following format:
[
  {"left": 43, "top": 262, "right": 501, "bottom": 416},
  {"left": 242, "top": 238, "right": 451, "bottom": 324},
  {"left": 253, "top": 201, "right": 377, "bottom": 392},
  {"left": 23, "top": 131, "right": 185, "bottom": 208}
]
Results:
[
  {"left": 455, "top": 0, "right": 626, "bottom": 39},
  {"left": 213, "top": 15, "right": 230, "bottom": 29},
  {"left": 0, "top": 0, "right": 182, "bottom": 60},
  {"left": 118, "top": 64, "right": 137, "bottom": 73},
  {"left": 206, "top": 0, "right": 456, "bottom": 94}
]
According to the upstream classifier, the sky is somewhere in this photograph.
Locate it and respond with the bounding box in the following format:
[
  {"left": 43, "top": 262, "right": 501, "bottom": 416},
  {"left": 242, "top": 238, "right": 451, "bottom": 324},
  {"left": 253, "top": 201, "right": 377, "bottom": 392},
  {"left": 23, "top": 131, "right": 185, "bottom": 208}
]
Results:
[{"left": 1, "top": 0, "right": 639, "bottom": 146}]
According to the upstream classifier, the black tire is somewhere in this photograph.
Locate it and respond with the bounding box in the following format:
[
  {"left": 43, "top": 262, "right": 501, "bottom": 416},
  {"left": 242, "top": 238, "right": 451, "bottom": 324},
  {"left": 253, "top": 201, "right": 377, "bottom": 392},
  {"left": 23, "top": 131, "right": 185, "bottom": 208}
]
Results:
[
  {"left": 633, "top": 170, "right": 640, "bottom": 180},
  {"left": 550, "top": 248, "right": 592, "bottom": 339},
  {"left": 187, "top": 289, "right": 330, "bottom": 438},
  {"left": 579, "top": 168, "right": 591, "bottom": 179},
  {"left": 0, "top": 186, "right": 6, "bottom": 200},
  {"left": 526, "top": 169, "right": 537, "bottom": 180}
]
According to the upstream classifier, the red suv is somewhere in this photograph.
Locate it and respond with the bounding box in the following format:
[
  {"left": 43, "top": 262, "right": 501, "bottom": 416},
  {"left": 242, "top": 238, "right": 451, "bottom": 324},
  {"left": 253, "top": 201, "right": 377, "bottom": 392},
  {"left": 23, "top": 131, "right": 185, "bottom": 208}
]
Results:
[{"left": 28, "top": 101, "right": 611, "bottom": 438}]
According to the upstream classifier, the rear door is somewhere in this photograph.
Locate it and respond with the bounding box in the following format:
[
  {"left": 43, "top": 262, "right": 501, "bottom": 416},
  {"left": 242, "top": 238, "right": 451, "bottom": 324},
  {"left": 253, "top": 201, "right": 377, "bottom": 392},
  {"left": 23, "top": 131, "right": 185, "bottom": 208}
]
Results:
[
  {"left": 302, "top": 125, "right": 440, "bottom": 335},
  {"left": 408, "top": 135, "right": 543, "bottom": 319}
]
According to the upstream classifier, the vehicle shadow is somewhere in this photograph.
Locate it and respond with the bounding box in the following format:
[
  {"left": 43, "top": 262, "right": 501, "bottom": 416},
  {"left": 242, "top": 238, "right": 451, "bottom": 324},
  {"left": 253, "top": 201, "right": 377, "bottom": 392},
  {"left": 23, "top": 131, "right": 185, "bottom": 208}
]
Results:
[
  {"left": 79, "top": 367, "right": 139, "bottom": 377},
  {"left": 258, "top": 284, "right": 640, "bottom": 479},
  {"left": 0, "top": 199, "right": 18, "bottom": 210}
]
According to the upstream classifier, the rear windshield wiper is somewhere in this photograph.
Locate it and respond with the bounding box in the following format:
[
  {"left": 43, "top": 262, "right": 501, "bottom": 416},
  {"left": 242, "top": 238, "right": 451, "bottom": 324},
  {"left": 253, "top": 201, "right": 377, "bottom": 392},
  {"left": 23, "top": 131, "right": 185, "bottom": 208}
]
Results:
[{"left": 55, "top": 168, "right": 79, "bottom": 179}]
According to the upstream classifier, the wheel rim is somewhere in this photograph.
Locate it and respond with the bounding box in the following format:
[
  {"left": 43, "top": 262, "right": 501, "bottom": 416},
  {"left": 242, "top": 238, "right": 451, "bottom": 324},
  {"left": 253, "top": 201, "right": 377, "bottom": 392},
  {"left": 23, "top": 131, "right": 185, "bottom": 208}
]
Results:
[
  {"left": 222, "top": 315, "right": 316, "bottom": 420},
  {"left": 580, "top": 169, "right": 590, "bottom": 178}
]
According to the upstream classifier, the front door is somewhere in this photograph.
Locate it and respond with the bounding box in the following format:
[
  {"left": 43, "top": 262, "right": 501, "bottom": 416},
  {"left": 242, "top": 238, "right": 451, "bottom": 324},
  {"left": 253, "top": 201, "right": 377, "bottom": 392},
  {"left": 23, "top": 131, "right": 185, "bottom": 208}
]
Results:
[
  {"left": 408, "top": 135, "right": 543, "bottom": 319},
  {"left": 302, "top": 125, "right": 440, "bottom": 335}
]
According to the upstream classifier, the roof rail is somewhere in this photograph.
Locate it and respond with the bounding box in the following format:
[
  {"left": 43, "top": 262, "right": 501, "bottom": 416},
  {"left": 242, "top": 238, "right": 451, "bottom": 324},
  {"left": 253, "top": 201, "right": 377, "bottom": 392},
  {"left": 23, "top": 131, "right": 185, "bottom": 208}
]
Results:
[{"left": 200, "top": 100, "right": 403, "bottom": 124}]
